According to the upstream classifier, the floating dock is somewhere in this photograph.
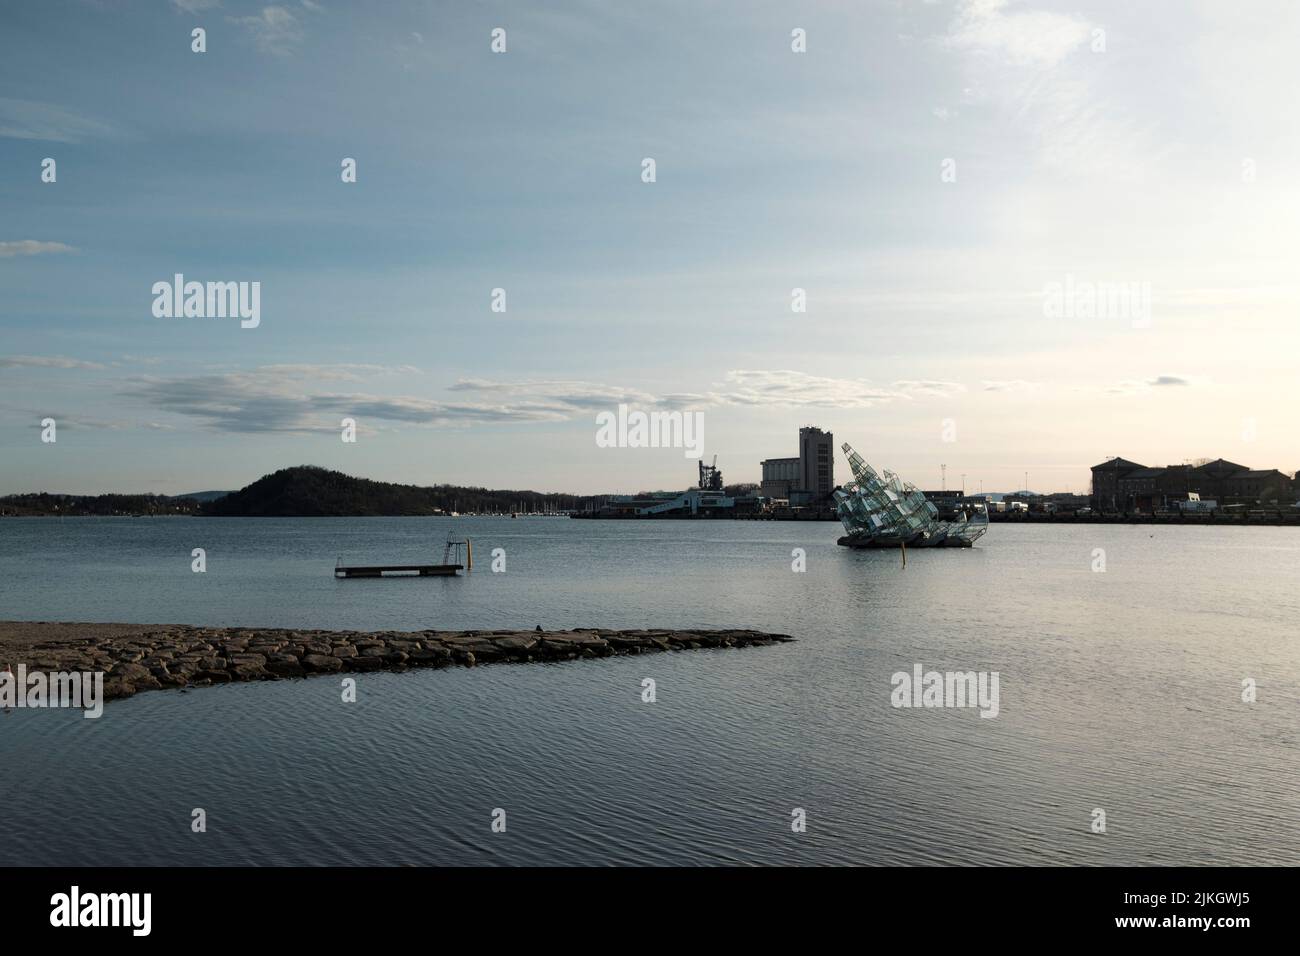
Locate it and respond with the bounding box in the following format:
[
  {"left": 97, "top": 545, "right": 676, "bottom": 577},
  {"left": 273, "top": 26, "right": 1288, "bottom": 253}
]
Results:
[
  {"left": 334, "top": 538, "right": 472, "bottom": 578},
  {"left": 335, "top": 563, "right": 463, "bottom": 578}
]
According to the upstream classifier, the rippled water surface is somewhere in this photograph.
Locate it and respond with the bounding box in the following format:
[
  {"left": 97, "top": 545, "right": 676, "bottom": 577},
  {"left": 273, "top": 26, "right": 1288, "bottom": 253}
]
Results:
[{"left": 1, "top": 517, "right": 1297, "bottom": 865}]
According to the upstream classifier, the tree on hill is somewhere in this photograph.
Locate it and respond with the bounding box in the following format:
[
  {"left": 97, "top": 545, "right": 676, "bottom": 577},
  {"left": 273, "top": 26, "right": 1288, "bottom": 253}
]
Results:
[{"left": 203, "top": 465, "right": 597, "bottom": 516}]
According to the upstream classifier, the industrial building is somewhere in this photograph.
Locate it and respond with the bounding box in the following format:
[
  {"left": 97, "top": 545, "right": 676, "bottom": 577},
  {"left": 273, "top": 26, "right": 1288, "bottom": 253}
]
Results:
[
  {"left": 759, "top": 456, "right": 799, "bottom": 500},
  {"left": 761, "top": 426, "right": 834, "bottom": 505},
  {"left": 576, "top": 459, "right": 763, "bottom": 518}
]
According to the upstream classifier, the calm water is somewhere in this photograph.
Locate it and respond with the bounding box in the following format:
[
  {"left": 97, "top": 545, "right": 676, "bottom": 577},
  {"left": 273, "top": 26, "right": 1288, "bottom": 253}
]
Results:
[{"left": 1, "top": 517, "right": 1297, "bottom": 866}]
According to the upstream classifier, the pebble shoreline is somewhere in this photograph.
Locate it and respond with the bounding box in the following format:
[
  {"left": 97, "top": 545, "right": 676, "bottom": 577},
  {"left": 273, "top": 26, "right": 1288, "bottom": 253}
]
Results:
[{"left": 0, "top": 622, "right": 794, "bottom": 703}]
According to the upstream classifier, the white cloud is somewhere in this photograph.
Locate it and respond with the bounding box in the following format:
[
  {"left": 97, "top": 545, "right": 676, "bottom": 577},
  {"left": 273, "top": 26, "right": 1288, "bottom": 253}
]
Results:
[
  {"left": 170, "top": 0, "right": 221, "bottom": 12},
  {"left": 943, "top": 0, "right": 1090, "bottom": 68},
  {"left": 709, "top": 370, "right": 899, "bottom": 408},
  {"left": 892, "top": 380, "right": 968, "bottom": 398},
  {"left": 229, "top": 6, "right": 303, "bottom": 55},
  {"left": 592, "top": 371, "right": 973, "bottom": 409},
  {"left": 0, "top": 240, "right": 75, "bottom": 258},
  {"left": 931, "top": 0, "right": 1159, "bottom": 180}
]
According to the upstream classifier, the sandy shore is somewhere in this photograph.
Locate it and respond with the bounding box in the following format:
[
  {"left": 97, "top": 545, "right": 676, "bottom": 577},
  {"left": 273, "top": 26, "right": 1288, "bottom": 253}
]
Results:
[{"left": 0, "top": 621, "right": 794, "bottom": 703}]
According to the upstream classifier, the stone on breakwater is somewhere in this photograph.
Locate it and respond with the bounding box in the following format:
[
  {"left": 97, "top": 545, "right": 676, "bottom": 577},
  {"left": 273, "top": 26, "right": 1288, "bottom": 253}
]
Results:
[
  {"left": 266, "top": 654, "right": 305, "bottom": 677},
  {"left": 494, "top": 635, "right": 539, "bottom": 652},
  {"left": 301, "top": 653, "right": 343, "bottom": 673},
  {"left": 0, "top": 623, "right": 794, "bottom": 706}
]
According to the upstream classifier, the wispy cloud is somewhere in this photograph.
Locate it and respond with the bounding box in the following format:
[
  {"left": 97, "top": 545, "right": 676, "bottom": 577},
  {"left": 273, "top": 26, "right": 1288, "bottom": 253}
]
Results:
[
  {"left": 982, "top": 379, "right": 1041, "bottom": 392},
  {"left": 256, "top": 363, "right": 421, "bottom": 381},
  {"left": 0, "top": 240, "right": 76, "bottom": 258},
  {"left": 704, "top": 370, "right": 900, "bottom": 408},
  {"left": 393, "top": 26, "right": 432, "bottom": 71},
  {"left": 119, "top": 366, "right": 970, "bottom": 434},
  {"left": 1106, "top": 375, "right": 1196, "bottom": 395},
  {"left": 123, "top": 368, "right": 608, "bottom": 433},
  {"left": 170, "top": 0, "right": 221, "bottom": 12},
  {"left": 708, "top": 371, "right": 966, "bottom": 407},
  {"left": 449, "top": 378, "right": 658, "bottom": 410},
  {"left": 931, "top": 0, "right": 1157, "bottom": 179},
  {"left": 229, "top": 6, "right": 304, "bottom": 55},
  {"left": 16, "top": 412, "right": 129, "bottom": 430},
  {"left": 941, "top": 0, "right": 1090, "bottom": 68},
  {"left": 892, "top": 380, "right": 968, "bottom": 398},
  {"left": 0, "top": 355, "right": 104, "bottom": 370},
  {"left": 0, "top": 98, "right": 115, "bottom": 143}
]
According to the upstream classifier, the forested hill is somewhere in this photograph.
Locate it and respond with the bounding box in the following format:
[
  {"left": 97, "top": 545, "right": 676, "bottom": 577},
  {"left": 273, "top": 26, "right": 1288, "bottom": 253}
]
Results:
[{"left": 203, "top": 465, "right": 590, "bottom": 516}]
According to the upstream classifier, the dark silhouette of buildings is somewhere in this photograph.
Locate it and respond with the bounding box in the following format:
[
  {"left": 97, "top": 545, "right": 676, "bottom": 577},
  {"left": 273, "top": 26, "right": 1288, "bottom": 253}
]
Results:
[{"left": 1091, "top": 457, "right": 1295, "bottom": 512}]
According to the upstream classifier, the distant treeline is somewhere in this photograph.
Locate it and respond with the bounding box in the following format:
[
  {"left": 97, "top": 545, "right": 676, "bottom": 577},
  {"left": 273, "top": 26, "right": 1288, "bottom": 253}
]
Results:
[{"left": 0, "top": 492, "right": 203, "bottom": 516}]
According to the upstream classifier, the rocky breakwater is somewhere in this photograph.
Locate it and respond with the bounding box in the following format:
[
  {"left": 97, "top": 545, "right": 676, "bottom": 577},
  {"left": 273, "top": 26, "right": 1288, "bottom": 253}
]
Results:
[{"left": 0, "top": 623, "right": 794, "bottom": 703}]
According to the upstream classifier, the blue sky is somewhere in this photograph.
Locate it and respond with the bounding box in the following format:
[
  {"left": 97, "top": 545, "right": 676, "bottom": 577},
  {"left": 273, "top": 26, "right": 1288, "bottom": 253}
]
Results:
[{"left": 2, "top": 0, "right": 1297, "bottom": 495}]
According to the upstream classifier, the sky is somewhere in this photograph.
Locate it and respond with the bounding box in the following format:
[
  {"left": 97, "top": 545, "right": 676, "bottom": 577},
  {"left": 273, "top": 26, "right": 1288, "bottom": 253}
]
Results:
[{"left": 2, "top": 0, "right": 1297, "bottom": 496}]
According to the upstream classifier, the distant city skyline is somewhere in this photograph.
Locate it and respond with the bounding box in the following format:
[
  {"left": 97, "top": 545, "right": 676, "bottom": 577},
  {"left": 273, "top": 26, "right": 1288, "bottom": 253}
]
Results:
[{"left": 3, "top": 1, "right": 1298, "bottom": 495}]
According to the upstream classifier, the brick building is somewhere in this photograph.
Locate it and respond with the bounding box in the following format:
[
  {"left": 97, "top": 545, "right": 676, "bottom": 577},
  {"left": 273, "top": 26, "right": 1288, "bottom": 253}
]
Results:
[{"left": 1090, "top": 457, "right": 1295, "bottom": 512}]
